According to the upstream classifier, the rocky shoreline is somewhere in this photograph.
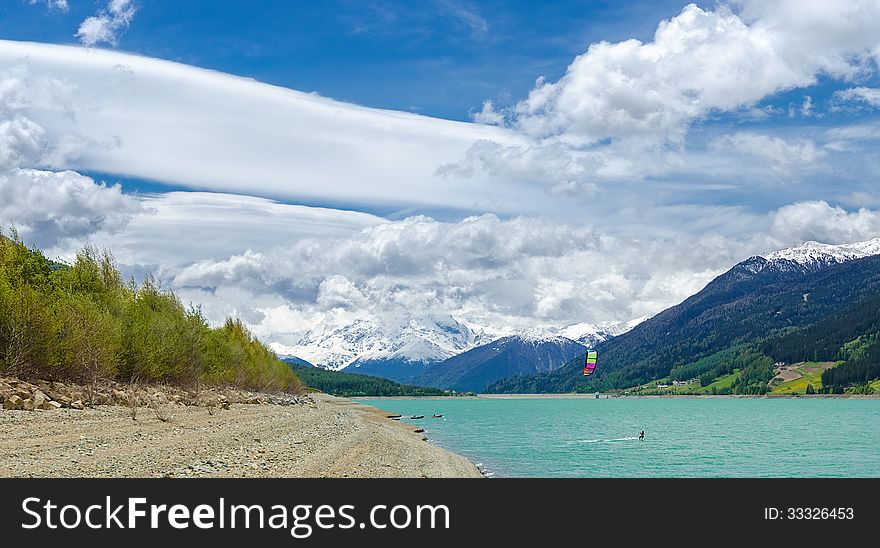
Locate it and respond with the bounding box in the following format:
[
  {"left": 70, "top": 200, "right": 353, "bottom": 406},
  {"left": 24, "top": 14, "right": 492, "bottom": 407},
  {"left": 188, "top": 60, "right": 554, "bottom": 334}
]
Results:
[
  {"left": 0, "top": 376, "right": 310, "bottom": 413},
  {"left": 0, "top": 376, "right": 481, "bottom": 478}
]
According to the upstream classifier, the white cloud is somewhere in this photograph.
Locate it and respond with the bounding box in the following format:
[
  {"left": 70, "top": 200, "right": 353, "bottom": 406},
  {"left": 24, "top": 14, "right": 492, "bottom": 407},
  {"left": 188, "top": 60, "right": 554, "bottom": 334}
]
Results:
[
  {"left": 70, "top": 191, "right": 384, "bottom": 271},
  {"left": 835, "top": 87, "right": 880, "bottom": 108},
  {"left": 710, "top": 132, "right": 827, "bottom": 177},
  {"left": 769, "top": 200, "right": 880, "bottom": 244},
  {"left": 511, "top": 2, "right": 879, "bottom": 145},
  {"left": 0, "top": 63, "right": 141, "bottom": 247},
  {"left": 29, "top": 0, "right": 69, "bottom": 12},
  {"left": 450, "top": 1, "right": 880, "bottom": 189},
  {"left": 800, "top": 95, "right": 813, "bottom": 118},
  {"left": 105, "top": 199, "right": 874, "bottom": 349},
  {"left": 471, "top": 100, "right": 505, "bottom": 125},
  {"left": 437, "top": 0, "right": 489, "bottom": 39},
  {"left": 0, "top": 40, "right": 535, "bottom": 214},
  {"left": 76, "top": 0, "right": 137, "bottom": 47},
  {"left": 0, "top": 169, "right": 141, "bottom": 247}
]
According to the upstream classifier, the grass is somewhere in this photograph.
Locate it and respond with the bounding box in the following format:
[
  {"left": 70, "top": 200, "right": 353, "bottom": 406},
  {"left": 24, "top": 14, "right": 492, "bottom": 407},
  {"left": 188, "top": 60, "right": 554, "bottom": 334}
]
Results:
[
  {"left": 770, "top": 362, "right": 842, "bottom": 395},
  {"left": 625, "top": 376, "right": 704, "bottom": 395},
  {"left": 693, "top": 370, "right": 740, "bottom": 394}
]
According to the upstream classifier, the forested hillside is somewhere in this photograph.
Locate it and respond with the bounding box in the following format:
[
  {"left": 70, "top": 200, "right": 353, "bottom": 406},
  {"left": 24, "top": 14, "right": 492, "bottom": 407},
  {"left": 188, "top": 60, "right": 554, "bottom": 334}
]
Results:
[{"left": 284, "top": 361, "right": 449, "bottom": 397}]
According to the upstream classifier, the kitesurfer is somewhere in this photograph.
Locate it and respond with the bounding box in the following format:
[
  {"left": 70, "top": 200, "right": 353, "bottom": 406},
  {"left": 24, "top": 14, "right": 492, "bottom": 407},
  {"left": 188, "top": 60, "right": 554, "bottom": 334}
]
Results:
[{"left": 639, "top": 430, "right": 645, "bottom": 441}]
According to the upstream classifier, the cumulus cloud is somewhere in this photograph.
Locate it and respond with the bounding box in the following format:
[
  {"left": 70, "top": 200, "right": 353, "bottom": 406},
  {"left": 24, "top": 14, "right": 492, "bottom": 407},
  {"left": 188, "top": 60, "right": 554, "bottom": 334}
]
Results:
[
  {"left": 121, "top": 199, "right": 867, "bottom": 348},
  {"left": 769, "top": 201, "right": 880, "bottom": 244},
  {"left": 448, "top": 1, "right": 880, "bottom": 192},
  {"left": 0, "top": 169, "right": 141, "bottom": 247},
  {"left": 471, "top": 100, "right": 505, "bottom": 126},
  {"left": 0, "top": 60, "right": 141, "bottom": 247},
  {"left": 77, "top": 0, "right": 137, "bottom": 47},
  {"left": 511, "top": 2, "right": 879, "bottom": 145}
]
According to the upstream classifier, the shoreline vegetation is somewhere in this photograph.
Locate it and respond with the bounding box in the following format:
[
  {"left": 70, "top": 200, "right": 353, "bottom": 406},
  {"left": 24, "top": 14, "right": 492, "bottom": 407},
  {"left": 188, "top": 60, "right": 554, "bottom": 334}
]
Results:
[{"left": 0, "top": 232, "right": 301, "bottom": 396}]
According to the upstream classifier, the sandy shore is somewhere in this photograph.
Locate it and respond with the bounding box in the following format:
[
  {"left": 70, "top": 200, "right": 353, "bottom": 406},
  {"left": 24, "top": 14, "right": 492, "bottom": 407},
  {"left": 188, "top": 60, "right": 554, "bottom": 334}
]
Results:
[{"left": 0, "top": 393, "right": 482, "bottom": 478}]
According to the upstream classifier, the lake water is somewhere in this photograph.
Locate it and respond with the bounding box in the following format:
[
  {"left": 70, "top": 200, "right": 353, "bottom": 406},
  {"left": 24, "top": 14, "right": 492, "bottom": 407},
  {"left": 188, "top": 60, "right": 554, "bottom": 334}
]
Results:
[{"left": 356, "top": 397, "right": 880, "bottom": 477}]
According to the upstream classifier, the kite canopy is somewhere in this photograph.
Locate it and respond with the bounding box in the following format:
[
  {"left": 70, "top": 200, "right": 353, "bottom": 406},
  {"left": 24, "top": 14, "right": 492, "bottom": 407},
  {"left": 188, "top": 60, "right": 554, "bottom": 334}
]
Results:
[{"left": 584, "top": 349, "right": 597, "bottom": 376}]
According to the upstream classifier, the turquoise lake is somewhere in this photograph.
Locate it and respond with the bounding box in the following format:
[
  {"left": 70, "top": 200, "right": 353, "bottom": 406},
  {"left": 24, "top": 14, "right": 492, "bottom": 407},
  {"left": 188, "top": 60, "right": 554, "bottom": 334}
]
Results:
[{"left": 356, "top": 397, "right": 880, "bottom": 477}]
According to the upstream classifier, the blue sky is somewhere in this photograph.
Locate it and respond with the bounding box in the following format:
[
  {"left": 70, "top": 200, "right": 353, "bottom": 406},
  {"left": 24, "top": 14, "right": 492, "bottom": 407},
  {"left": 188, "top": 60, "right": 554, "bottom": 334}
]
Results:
[
  {"left": 2, "top": 1, "right": 880, "bottom": 349},
  {"left": 5, "top": 0, "right": 699, "bottom": 120}
]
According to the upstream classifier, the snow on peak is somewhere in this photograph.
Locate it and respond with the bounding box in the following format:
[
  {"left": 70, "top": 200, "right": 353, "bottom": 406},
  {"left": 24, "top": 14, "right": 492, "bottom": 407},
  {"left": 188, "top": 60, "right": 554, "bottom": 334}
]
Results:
[
  {"left": 275, "top": 314, "right": 648, "bottom": 370},
  {"left": 514, "top": 327, "right": 573, "bottom": 345},
  {"left": 275, "top": 314, "right": 482, "bottom": 370},
  {"left": 558, "top": 316, "right": 647, "bottom": 345},
  {"left": 763, "top": 238, "right": 880, "bottom": 269}
]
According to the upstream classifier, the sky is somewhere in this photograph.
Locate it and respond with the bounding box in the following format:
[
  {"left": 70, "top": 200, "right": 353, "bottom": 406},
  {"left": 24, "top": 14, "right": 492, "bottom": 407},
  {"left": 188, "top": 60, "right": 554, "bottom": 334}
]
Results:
[{"left": 2, "top": 0, "right": 880, "bottom": 351}]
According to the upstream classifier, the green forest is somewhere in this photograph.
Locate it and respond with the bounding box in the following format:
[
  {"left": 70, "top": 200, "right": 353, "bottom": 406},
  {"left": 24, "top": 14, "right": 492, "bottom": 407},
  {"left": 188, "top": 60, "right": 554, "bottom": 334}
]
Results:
[
  {"left": 0, "top": 231, "right": 302, "bottom": 394},
  {"left": 285, "top": 362, "right": 450, "bottom": 397}
]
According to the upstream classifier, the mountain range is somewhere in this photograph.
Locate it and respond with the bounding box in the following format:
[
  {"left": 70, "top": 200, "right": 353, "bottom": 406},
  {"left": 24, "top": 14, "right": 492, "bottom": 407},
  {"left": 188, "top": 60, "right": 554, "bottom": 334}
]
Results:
[
  {"left": 276, "top": 238, "right": 880, "bottom": 394},
  {"left": 272, "top": 313, "right": 641, "bottom": 383},
  {"left": 487, "top": 238, "right": 880, "bottom": 393},
  {"left": 411, "top": 329, "right": 588, "bottom": 392}
]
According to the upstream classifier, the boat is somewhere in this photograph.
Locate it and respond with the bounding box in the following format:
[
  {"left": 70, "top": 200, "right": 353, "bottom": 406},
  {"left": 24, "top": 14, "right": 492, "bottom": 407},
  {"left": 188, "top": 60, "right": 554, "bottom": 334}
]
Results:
[
  {"left": 410, "top": 415, "right": 424, "bottom": 419},
  {"left": 432, "top": 414, "right": 443, "bottom": 418}
]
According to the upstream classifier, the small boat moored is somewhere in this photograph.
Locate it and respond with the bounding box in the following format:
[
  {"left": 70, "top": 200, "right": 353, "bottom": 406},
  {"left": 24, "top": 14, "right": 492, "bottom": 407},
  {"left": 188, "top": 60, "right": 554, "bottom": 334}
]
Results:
[
  {"left": 410, "top": 415, "right": 424, "bottom": 419},
  {"left": 432, "top": 414, "right": 444, "bottom": 418}
]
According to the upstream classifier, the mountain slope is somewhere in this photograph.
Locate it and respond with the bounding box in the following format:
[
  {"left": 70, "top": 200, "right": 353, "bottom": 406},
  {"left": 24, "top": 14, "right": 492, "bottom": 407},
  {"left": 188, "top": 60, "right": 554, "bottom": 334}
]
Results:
[
  {"left": 272, "top": 314, "right": 492, "bottom": 372},
  {"left": 487, "top": 247, "right": 880, "bottom": 393},
  {"left": 413, "top": 330, "right": 586, "bottom": 392}
]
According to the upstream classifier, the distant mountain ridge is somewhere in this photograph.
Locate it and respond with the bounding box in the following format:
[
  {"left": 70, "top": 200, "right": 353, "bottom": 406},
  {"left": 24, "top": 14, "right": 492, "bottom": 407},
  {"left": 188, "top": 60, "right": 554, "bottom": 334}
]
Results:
[
  {"left": 412, "top": 330, "right": 588, "bottom": 392},
  {"left": 272, "top": 314, "right": 644, "bottom": 381},
  {"left": 487, "top": 238, "right": 880, "bottom": 393},
  {"left": 762, "top": 238, "right": 880, "bottom": 271},
  {"left": 271, "top": 314, "right": 493, "bottom": 371}
]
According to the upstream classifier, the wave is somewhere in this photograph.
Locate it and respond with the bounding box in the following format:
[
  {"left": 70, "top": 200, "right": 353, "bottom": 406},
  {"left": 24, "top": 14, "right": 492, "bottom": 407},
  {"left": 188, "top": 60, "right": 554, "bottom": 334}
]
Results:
[{"left": 577, "top": 436, "right": 639, "bottom": 443}]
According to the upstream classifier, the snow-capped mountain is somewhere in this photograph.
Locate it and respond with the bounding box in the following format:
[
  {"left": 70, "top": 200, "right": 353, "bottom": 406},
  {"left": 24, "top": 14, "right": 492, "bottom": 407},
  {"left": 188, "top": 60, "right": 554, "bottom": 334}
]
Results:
[
  {"left": 271, "top": 314, "right": 495, "bottom": 371},
  {"left": 762, "top": 238, "right": 880, "bottom": 272},
  {"left": 271, "top": 313, "right": 648, "bottom": 382},
  {"left": 557, "top": 317, "right": 648, "bottom": 346},
  {"left": 413, "top": 330, "right": 588, "bottom": 392}
]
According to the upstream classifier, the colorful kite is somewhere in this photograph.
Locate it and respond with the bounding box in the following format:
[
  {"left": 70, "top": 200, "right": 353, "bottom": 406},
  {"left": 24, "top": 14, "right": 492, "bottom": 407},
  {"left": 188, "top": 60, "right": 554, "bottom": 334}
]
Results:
[{"left": 583, "top": 349, "right": 597, "bottom": 376}]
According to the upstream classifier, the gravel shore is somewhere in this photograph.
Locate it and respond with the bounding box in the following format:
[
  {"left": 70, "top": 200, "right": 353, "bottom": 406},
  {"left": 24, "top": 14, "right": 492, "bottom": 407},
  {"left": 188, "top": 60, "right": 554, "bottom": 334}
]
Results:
[{"left": 0, "top": 393, "right": 482, "bottom": 478}]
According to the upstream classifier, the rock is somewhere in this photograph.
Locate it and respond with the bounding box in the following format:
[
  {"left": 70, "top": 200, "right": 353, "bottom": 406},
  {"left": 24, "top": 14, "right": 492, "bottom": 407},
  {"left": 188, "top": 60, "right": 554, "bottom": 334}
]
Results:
[
  {"left": 70, "top": 400, "right": 84, "bottom": 410},
  {"left": 218, "top": 395, "right": 230, "bottom": 410},
  {"left": 33, "top": 390, "right": 49, "bottom": 409},
  {"left": 22, "top": 398, "right": 35, "bottom": 411},
  {"left": 45, "top": 401, "right": 62, "bottom": 410},
  {"left": 3, "top": 394, "right": 23, "bottom": 410}
]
